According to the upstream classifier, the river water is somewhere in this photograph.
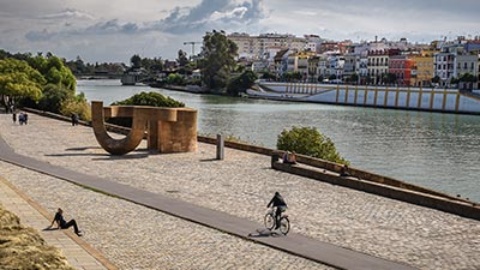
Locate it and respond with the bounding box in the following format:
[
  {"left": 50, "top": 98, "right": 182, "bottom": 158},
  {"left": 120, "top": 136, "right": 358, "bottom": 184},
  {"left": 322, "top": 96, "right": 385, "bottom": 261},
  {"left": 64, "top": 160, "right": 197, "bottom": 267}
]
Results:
[{"left": 78, "top": 79, "right": 480, "bottom": 203}]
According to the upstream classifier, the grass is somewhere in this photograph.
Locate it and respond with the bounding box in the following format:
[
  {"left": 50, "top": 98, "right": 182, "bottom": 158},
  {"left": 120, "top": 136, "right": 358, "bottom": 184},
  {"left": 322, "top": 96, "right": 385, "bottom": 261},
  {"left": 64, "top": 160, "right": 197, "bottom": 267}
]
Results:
[{"left": 0, "top": 204, "right": 75, "bottom": 270}]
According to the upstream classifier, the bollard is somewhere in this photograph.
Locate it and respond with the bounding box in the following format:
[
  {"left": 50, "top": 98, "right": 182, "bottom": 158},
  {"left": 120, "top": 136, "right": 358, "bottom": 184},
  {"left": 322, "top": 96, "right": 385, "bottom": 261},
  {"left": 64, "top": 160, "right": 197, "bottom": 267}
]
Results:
[
  {"left": 271, "top": 152, "right": 281, "bottom": 167},
  {"left": 216, "top": 134, "right": 224, "bottom": 160}
]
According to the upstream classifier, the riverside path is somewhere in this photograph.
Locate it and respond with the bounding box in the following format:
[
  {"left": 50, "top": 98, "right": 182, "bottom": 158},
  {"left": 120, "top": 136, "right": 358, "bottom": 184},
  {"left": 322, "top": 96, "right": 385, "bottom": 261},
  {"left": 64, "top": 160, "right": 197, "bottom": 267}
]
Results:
[{"left": 0, "top": 110, "right": 479, "bottom": 269}]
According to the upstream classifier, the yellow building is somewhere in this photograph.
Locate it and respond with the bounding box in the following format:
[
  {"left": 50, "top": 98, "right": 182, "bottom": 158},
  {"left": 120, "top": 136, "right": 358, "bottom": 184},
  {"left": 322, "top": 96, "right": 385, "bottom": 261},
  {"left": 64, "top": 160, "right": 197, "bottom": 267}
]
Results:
[{"left": 411, "top": 50, "right": 436, "bottom": 87}]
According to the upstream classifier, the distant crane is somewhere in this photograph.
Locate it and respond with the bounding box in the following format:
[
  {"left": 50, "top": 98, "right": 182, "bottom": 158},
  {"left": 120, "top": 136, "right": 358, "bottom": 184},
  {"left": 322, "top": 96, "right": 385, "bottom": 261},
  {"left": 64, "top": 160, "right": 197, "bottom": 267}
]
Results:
[{"left": 183, "top": 41, "right": 202, "bottom": 57}]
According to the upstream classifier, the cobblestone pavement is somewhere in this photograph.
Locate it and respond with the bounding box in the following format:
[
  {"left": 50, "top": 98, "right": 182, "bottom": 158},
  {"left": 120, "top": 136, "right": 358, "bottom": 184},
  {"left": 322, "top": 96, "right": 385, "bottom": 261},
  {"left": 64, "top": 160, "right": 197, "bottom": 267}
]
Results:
[{"left": 0, "top": 112, "right": 479, "bottom": 270}]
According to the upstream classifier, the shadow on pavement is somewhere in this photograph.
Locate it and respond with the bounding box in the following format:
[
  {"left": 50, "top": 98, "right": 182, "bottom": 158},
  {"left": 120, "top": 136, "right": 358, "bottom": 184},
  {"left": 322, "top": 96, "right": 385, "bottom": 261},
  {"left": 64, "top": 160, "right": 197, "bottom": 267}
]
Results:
[{"left": 248, "top": 228, "right": 284, "bottom": 238}]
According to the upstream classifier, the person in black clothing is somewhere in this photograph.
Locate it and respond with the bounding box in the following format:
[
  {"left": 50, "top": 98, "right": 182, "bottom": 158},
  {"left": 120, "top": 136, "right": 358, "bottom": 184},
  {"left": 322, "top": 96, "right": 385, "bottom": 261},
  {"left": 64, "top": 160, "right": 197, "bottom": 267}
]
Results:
[
  {"left": 49, "top": 208, "right": 83, "bottom": 236},
  {"left": 340, "top": 165, "right": 351, "bottom": 177},
  {"left": 71, "top": 113, "right": 79, "bottom": 126},
  {"left": 267, "top": 192, "right": 287, "bottom": 229}
]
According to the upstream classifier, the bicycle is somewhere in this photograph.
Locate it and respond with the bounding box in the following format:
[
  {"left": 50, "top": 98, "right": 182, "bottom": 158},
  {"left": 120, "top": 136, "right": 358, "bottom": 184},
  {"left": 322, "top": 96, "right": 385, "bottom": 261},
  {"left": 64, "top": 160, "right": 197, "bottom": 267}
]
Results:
[{"left": 264, "top": 207, "right": 290, "bottom": 235}]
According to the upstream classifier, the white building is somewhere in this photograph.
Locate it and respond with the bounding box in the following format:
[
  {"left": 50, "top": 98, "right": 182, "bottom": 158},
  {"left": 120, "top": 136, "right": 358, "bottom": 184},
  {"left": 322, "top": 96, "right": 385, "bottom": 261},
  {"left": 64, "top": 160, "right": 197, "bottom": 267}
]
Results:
[{"left": 228, "top": 32, "right": 307, "bottom": 61}]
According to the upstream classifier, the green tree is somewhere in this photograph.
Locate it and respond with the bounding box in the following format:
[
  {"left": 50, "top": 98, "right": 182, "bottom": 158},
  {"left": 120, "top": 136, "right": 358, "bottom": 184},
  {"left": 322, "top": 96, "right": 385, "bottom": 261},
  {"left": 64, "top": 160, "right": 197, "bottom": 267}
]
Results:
[
  {"left": 60, "top": 92, "right": 91, "bottom": 121},
  {"left": 37, "top": 84, "right": 71, "bottom": 113},
  {"left": 177, "top": 49, "right": 189, "bottom": 67},
  {"left": 226, "top": 70, "right": 258, "bottom": 96},
  {"left": 261, "top": 71, "right": 276, "bottom": 81},
  {"left": 383, "top": 73, "right": 397, "bottom": 84},
  {"left": 201, "top": 30, "right": 238, "bottom": 91},
  {"left": 0, "top": 58, "right": 46, "bottom": 107},
  {"left": 165, "top": 73, "right": 186, "bottom": 85},
  {"left": 130, "top": 54, "right": 142, "bottom": 68},
  {"left": 277, "top": 126, "right": 349, "bottom": 165}
]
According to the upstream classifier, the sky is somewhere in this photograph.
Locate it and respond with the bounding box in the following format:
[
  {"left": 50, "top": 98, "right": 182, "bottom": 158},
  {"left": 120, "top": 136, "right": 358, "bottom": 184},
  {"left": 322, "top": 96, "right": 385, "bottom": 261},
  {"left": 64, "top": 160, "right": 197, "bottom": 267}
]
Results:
[{"left": 1, "top": 0, "right": 479, "bottom": 64}]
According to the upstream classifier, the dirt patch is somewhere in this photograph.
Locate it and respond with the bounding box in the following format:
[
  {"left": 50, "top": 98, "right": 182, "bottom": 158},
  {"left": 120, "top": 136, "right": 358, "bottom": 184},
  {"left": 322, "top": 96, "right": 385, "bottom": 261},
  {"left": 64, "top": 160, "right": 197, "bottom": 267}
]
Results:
[{"left": 0, "top": 204, "right": 75, "bottom": 270}]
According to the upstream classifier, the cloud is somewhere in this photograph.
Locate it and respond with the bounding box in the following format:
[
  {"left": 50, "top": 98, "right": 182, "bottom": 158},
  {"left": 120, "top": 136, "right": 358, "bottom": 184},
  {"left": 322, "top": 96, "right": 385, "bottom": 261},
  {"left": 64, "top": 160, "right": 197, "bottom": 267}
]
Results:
[
  {"left": 25, "top": 29, "right": 57, "bottom": 42},
  {"left": 158, "top": 0, "right": 268, "bottom": 34},
  {"left": 39, "top": 9, "right": 94, "bottom": 20},
  {"left": 84, "top": 20, "right": 141, "bottom": 35}
]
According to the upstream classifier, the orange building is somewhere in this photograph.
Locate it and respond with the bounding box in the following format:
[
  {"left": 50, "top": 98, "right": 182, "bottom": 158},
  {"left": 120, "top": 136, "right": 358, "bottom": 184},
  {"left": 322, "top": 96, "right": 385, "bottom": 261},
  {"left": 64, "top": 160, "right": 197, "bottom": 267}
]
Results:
[{"left": 389, "top": 55, "right": 414, "bottom": 86}]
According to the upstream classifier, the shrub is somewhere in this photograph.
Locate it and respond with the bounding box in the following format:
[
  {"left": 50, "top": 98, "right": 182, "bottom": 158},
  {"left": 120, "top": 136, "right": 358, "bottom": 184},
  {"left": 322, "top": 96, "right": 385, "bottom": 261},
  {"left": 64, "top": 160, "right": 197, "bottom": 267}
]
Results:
[
  {"left": 111, "top": 91, "right": 184, "bottom": 108},
  {"left": 277, "top": 126, "right": 349, "bottom": 165},
  {"left": 60, "top": 92, "right": 91, "bottom": 121}
]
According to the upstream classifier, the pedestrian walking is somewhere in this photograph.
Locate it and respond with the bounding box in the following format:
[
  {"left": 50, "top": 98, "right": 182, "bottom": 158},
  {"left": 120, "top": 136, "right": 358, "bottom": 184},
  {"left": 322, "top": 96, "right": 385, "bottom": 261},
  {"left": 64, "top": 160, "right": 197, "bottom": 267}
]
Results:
[{"left": 71, "top": 113, "right": 79, "bottom": 126}]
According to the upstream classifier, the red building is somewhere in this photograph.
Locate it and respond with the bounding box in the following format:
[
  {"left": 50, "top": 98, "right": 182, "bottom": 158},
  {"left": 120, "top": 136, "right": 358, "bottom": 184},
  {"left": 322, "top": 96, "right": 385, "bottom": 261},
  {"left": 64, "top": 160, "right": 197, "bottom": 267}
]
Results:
[{"left": 389, "top": 55, "right": 414, "bottom": 86}]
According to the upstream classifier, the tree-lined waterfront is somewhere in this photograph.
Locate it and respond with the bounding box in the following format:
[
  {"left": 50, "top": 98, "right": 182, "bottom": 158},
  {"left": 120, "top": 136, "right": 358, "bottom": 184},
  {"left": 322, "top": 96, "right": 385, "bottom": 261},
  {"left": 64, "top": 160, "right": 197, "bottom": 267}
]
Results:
[{"left": 79, "top": 79, "right": 480, "bottom": 203}]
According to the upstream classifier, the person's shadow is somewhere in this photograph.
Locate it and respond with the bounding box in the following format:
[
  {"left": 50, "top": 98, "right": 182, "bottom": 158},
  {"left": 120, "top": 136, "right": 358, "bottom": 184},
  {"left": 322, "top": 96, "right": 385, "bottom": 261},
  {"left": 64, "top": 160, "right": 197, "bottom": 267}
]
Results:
[
  {"left": 42, "top": 227, "right": 59, "bottom": 231},
  {"left": 248, "top": 228, "right": 283, "bottom": 238}
]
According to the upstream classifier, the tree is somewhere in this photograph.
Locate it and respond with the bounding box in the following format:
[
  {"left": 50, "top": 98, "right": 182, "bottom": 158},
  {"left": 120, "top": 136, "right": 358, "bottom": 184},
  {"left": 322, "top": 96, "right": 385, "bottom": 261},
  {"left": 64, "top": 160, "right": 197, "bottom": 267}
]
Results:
[
  {"left": 261, "top": 71, "right": 276, "bottom": 81},
  {"left": 165, "top": 73, "right": 186, "bottom": 86},
  {"left": 130, "top": 54, "right": 142, "bottom": 68},
  {"left": 60, "top": 92, "right": 91, "bottom": 121},
  {"left": 0, "top": 58, "right": 46, "bottom": 108},
  {"left": 349, "top": 73, "right": 359, "bottom": 84},
  {"left": 177, "top": 50, "right": 189, "bottom": 67},
  {"left": 277, "top": 126, "right": 349, "bottom": 165},
  {"left": 383, "top": 73, "right": 397, "bottom": 85},
  {"left": 226, "top": 70, "right": 258, "bottom": 96},
  {"left": 201, "top": 30, "right": 238, "bottom": 91},
  {"left": 37, "top": 84, "right": 71, "bottom": 114},
  {"left": 458, "top": 73, "right": 477, "bottom": 90}
]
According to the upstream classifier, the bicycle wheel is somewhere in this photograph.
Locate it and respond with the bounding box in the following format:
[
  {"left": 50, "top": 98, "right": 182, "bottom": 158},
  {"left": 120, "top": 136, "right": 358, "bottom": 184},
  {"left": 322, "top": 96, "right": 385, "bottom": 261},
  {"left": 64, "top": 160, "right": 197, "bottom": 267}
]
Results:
[
  {"left": 279, "top": 217, "right": 290, "bottom": 235},
  {"left": 264, "top": 213, "right": 275, "bottom": 230}
]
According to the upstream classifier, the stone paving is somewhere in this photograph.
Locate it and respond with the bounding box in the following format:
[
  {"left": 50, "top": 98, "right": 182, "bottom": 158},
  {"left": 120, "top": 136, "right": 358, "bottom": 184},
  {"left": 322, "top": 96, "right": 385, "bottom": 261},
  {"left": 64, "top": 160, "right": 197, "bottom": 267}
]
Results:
[
  {"left": 0, "top": 112, "right": 479, "bottom": 269},
  {"left": 0, "top": 176, "right": 111, "bottom": 270}
]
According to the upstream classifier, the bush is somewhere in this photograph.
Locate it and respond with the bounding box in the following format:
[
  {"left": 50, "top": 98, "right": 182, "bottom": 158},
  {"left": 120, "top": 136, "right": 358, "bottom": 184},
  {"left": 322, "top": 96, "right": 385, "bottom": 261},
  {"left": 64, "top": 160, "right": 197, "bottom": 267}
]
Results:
[
  {"left": 111, "top": 91, "right": 184, "bottom": 108},
  {"left": 277, "top": 126, "right": 349, "bottom": 165},
  {"left": 108, "top": 91, "right": 184, "bottom": 127},
  {"left": 37, "top": 84, "right": 72, "bottom": 114},
  {"left": 60, "top": 92, "right": 91, "bottom": 121}
]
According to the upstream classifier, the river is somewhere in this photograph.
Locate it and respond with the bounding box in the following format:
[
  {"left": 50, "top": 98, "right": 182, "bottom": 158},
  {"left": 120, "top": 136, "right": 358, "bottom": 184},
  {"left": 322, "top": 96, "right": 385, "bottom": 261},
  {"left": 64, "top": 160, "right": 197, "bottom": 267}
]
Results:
[{"left": 78, "top": 79, "right": 480, "bottom": 203}]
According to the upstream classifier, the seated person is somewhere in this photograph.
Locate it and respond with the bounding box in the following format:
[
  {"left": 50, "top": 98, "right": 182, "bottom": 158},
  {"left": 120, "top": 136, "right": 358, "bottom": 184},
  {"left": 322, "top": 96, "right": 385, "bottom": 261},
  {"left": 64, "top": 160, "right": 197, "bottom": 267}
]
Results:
[
  {"left": 49, "top": 208, "right": 83, "bottom": 236},
  {"left": 282, "top": 151, "right": 297, "bottom": 164},
  {"left": 340, "top": 165, "right": 351, "bottom": 177}
]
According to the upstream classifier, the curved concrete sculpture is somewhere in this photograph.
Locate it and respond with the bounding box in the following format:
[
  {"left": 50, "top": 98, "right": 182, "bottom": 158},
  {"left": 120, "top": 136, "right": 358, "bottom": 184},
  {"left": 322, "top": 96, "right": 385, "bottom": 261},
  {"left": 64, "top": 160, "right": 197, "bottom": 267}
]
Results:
[{"left": 91, "top": 101, "right": 197, "bottom": 155}]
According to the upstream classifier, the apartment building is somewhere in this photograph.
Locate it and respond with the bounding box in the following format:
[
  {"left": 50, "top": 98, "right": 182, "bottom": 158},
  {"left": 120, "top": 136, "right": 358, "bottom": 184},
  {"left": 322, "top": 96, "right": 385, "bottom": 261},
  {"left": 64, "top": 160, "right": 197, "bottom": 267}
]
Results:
[
  {"left": 367, "top": 49, "right": 400, "bottom": 84},
  {"left": 411, "top": 50, "right": 435, "bottom": 87},
  {"left": 228, "top": 33, "right": 307, "bottom": 61},
  {"left": 389, "top": 55, "right": 414, "bottom": 86},
  {"left": 434, "top": 44, "right": 461, "bottom": 86}
]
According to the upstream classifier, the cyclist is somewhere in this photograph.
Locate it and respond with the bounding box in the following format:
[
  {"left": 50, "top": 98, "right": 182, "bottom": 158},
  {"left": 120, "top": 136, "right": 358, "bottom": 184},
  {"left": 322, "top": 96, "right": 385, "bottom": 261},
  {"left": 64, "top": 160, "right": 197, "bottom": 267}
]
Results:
[{"left": 267, "top": 192, "right": 287, "bottom": 229}]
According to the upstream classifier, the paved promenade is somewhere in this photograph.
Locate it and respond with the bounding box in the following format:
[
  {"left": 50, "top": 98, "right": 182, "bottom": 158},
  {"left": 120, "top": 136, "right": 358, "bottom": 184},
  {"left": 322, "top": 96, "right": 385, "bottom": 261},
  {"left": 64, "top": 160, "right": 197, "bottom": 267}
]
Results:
[
  {"left": 0, "top": 176, "right": 114, "bottom": 270},
  {"left": 0, "top": 111, "right": 479, "bottom": 269}
]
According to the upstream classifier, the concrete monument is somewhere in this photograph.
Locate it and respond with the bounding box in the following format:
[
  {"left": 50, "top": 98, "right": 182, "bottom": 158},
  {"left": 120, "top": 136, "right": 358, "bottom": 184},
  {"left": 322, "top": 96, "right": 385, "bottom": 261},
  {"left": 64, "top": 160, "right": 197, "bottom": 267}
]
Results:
[{"left": 91, "top": 101, "right": 197, "bottom": 155}]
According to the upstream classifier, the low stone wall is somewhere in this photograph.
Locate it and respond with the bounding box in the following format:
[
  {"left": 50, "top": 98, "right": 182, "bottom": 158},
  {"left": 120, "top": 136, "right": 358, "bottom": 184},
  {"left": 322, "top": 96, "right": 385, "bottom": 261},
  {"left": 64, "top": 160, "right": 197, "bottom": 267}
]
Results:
[{"left": 271, "top": 154, "right": 480, "bottom": 221}]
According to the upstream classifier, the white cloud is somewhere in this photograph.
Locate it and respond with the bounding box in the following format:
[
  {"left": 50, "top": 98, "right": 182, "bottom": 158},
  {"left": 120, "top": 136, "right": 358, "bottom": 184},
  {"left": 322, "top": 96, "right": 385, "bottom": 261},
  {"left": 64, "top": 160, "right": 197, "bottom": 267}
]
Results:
[
  {"left": 210, "top": 7, "right": 248, "bottom": 21},
  {"left": 0, "top": 0, "right": 479, "bottom": 63},
  {"left": 39, "top": 9, "right": 95, "bottom": 20}
]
